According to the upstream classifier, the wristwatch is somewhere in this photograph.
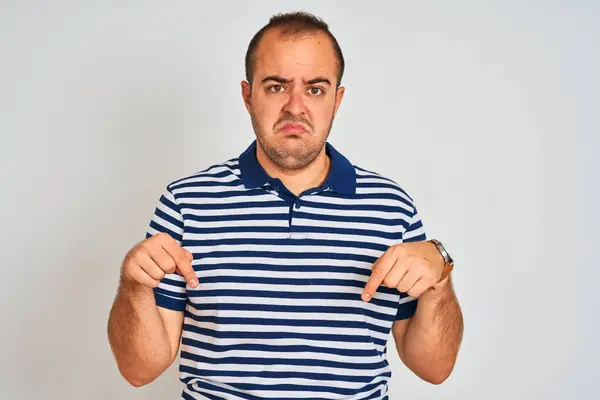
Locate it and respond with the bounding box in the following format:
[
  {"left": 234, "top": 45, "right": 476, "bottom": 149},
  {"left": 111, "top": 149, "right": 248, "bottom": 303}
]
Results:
[{"left": 429, "top": 239, "right": 454, "bottom": 286}]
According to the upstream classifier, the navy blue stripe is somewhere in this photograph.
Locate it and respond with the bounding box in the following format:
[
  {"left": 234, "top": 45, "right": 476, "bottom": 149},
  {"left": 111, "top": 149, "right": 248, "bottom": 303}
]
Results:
[
  {"left": 191, "top": 262, "right": 372, "bottom": 276},
  {"left": 294, "top": 210, "right": 406, "bottom": 226},
  {"left": 406, "top": 217, "right": 423, "bottom": 230},
  {"left": 188, "top": 302, "right": 394, "bottom": 322},
  {"left": 147, "top": 221, "right": 182, "bottom": 242},
  {"left": 396, "top": 299, "right": 418, "bottom": 320},
  {"left": 295, "top": 226, "right": 404, "bottom": 240},
  {"left": 159, "top": 193, "right": 180, "bottom": 213},
  {"left": 300, "top": 199, "right": 412, "bottom": 215},
  {"left": 232, "top": 380, "right": 384, "bottom": 397},
  {"left": 183, "top": 238, "right": 390, "bottom": 252},
  {"left": 180, "top": 200, "right": 285, "bottom": 210},
  {"left": 154, "top": 286, "right": 186, "bottom": 299},
  {"left": 159, "top": 277, "right": 186, "bottom": 288},
  {"left": 185, "top": 313, "right": 390, "bottom": 334},
  {"left": 180, "top": 351, "right": 388, "bottom": 371},
  {"left": 154, "top": 206, "right": 183, "bottom": 229},
  {"left": 172, "top": 179, "right": 243, "bottom": 190},
  {"left": 185, "top": 226, "right": 290, "bottom": 234},
  {"left": 185, "top": 213, "right": 289, "bottom": 222},
  {"left": 182, "top": 336, "right": 379, "bottom": 358},
  {"left": 177, "top": 189, "right": 265, "bottom": 199},
  {"left": 181, "top": 365, "right": 390, "bottom": 384},
  {"left": 182, "top": 324, "right": 373, "bottom": 343},
  {"left": 154, "top": 291, "right": 186, "bottom": 311},
  {"left": 193, "top": 275, "right": 368, "bottom": 288}
]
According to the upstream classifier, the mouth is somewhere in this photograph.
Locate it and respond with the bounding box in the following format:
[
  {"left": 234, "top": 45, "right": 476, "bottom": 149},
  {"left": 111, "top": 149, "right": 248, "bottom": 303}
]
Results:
[{"left": 278, "top": 123, "right": 308, "bottom": 134}]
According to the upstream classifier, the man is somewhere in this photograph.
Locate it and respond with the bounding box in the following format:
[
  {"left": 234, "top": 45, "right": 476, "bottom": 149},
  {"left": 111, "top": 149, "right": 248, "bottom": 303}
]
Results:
[{"left": 108, "top": 11, "right": 463, "bottom": 400}]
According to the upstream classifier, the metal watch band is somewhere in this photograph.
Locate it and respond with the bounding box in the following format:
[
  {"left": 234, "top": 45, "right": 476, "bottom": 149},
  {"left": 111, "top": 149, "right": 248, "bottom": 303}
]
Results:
[{"left": 429, "top": 239, "right": 453, "bottom": 266}]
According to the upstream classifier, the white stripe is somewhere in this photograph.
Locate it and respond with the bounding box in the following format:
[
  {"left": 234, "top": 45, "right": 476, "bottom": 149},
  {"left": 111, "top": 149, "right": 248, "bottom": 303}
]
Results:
[
  {"left": 184, "top": 346, "right": 383, "bottom": 364},
  {"left": 183, "top": 206, "right": 289, "bottom": 217},
  {"left": 195, "top": 256, "right": 373, "bottom": 268},
  {"left": 183, "top": 231, "right": 399, "bottom": 246},
  {"left": 178, "top": 194, "right": 277, "bottom": 205},
  {"left": 186, "top": 308, "right": 390, "bottom": 329},
  {"left": 183, "top": 321, "right": 369, "bottom": 336},
  {"left": 305, "top": 195, "right": 410, "bottom": 208},
  {"left": 182, "top": 331, "right": 378, "bottom": 350},
  {"left": 187, "top": 243, "right": 382, "bottom": 258},
  {"left": 151, "top": 216, "right": 183, "bottom": 235},
  {"left": 300, "top": 205, "right": 410, "bottom": 220},
  {"left": 193, "top": 268, "right": 370, "bottom": 282},
  {"left": 176, "top": 171, "right": 239, "bottom": 183},
  {"left": 179, "top": 356, "right": 390, "bottom": 378}
]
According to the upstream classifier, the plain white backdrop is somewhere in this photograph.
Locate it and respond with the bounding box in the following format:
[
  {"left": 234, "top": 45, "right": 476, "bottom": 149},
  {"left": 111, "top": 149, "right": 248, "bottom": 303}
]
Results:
[{"left": 1, "top": 1, "right": 598, "bottom": 399}]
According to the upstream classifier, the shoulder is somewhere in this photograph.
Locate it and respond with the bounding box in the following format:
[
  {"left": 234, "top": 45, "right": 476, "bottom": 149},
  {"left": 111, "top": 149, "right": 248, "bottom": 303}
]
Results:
[
  {"left": 353, "top": 165, "right": 417, "bottom": 215},
  {"left": 163, "top": 157, "right": 243, "bottom": 197}
]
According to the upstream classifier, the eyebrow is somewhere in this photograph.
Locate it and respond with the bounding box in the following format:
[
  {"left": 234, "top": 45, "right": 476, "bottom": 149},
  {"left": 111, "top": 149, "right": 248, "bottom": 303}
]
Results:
[{"left": 261, "top": 75, "right": 332, "bottom": 86}]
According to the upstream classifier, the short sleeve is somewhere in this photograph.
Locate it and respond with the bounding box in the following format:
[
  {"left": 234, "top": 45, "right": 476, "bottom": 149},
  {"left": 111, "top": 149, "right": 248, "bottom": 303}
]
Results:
[
  {"left": 146, "top": 186, "right": 188, "bottom": 312},
  {"left": 395, "top": 204, "right": 428, "bottom": 320}
]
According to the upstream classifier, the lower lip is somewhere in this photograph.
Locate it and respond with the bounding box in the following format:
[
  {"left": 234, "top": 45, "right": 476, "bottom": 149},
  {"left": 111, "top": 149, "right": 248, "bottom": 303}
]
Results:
[{"left": 280, "top": 125, "right": 307, "bottom": 134}]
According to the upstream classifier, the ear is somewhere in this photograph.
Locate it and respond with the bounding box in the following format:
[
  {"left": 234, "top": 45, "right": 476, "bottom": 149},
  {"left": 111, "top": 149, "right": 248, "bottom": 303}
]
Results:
[
  {"left": 333, "top": 86, "right": 345, "bottom": 117},
  {"left": 241, "top": 81, "right": 252, "bottom": 113}
]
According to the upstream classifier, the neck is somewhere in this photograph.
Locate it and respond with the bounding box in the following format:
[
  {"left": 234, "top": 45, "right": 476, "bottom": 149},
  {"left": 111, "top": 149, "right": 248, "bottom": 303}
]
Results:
[{"left": 256, "top": 144, "right": 330, "bottom": 197}]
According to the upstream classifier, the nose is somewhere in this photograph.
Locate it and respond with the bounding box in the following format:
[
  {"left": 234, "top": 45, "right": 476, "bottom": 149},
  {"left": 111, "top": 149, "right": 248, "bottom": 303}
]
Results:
[{"left": 282, "top": 87, "right": 307, "bottom": 116}]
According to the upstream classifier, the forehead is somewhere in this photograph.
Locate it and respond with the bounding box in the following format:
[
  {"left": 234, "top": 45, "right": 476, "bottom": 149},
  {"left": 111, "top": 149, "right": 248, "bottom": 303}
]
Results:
[{"left": 253, "top": 29, "right": 338, "bottom": 80}]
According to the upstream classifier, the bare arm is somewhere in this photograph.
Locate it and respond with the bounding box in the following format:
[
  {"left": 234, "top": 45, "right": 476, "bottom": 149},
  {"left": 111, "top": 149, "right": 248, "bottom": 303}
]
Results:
[
  {"left": 107, "top": 233, "right": 198, "bottom": 387},
  {"left": 107, "top": 280, "right": 183, "bottom": 386},
  {"left": 392, "top": 276, "right": 463, "bottom": 384}
]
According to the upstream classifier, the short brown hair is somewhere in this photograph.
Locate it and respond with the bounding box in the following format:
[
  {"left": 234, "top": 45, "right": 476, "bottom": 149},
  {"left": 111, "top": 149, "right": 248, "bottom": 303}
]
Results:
[{"left": 244, "top": 11, "right": 345, "bottom": 87}]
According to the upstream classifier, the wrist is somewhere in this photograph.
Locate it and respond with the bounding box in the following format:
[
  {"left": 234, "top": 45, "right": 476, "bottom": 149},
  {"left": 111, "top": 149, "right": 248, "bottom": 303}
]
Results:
[
  {"left": 120, "top": 276, "right": 154, "bottom": 297},
  {"left": 424, "top": 272, "right": 453, "bottom": 299},
  {"left": 434, "top": 271, "right": 452, "bottom": 288},
  {"left": 427, "top": 241, "right": 446, "bottom": 267}
]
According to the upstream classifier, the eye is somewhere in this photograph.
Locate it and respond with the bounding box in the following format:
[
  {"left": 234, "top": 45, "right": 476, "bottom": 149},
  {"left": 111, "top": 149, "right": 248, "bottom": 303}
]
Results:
[
  {"left": 268, "top": 85, "right": 285, "bottom": 93},
  {"left": 307, "top": 87, "right": 324, "bottom": 96}
]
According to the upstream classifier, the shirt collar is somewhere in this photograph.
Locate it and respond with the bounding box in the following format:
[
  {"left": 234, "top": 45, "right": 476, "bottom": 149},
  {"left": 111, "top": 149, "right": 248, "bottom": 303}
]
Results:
[{"left": 239, "top": 140, "right": 356, "bottom": 195}]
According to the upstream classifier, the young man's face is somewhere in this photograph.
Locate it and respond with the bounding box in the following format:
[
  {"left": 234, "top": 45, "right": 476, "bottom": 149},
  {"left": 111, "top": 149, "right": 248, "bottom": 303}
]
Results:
[{"left": 242, "top": 28, "right": 345, "bottom": 170}]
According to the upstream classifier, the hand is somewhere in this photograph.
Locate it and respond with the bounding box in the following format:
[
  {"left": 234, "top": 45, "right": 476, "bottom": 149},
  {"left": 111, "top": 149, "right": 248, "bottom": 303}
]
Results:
[
  {"left": 362, "top": 241, "right": 445, "bottom": 301},
  {"left": 121, "top": 232, "right": 198, "bottom": 289}
]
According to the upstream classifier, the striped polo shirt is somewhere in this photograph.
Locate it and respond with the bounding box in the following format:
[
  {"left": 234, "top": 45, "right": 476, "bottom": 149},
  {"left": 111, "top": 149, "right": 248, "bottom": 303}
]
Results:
[{"left": 147, "top": 140, "right": 427, "bottom": 400}]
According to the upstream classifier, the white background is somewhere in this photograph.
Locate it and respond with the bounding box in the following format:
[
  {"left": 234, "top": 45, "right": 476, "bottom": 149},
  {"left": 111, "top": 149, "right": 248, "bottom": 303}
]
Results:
[{"left": 1, "top": 1, "right": 598, "bottom": 399}]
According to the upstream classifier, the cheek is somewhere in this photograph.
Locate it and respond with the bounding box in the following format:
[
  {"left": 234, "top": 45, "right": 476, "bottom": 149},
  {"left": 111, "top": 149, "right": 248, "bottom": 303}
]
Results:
[
  {"left": 254, "top": 97, "right": 284, "bottom": 124},
  {"left": 312, "top": 103, "right": 335, "bottom": 124}
]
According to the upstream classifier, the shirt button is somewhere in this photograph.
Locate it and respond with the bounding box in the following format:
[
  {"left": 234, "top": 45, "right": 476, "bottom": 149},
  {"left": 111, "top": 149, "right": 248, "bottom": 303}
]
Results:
[{"left": 294, "top": 202, "right": 301, "bottom": 209}]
